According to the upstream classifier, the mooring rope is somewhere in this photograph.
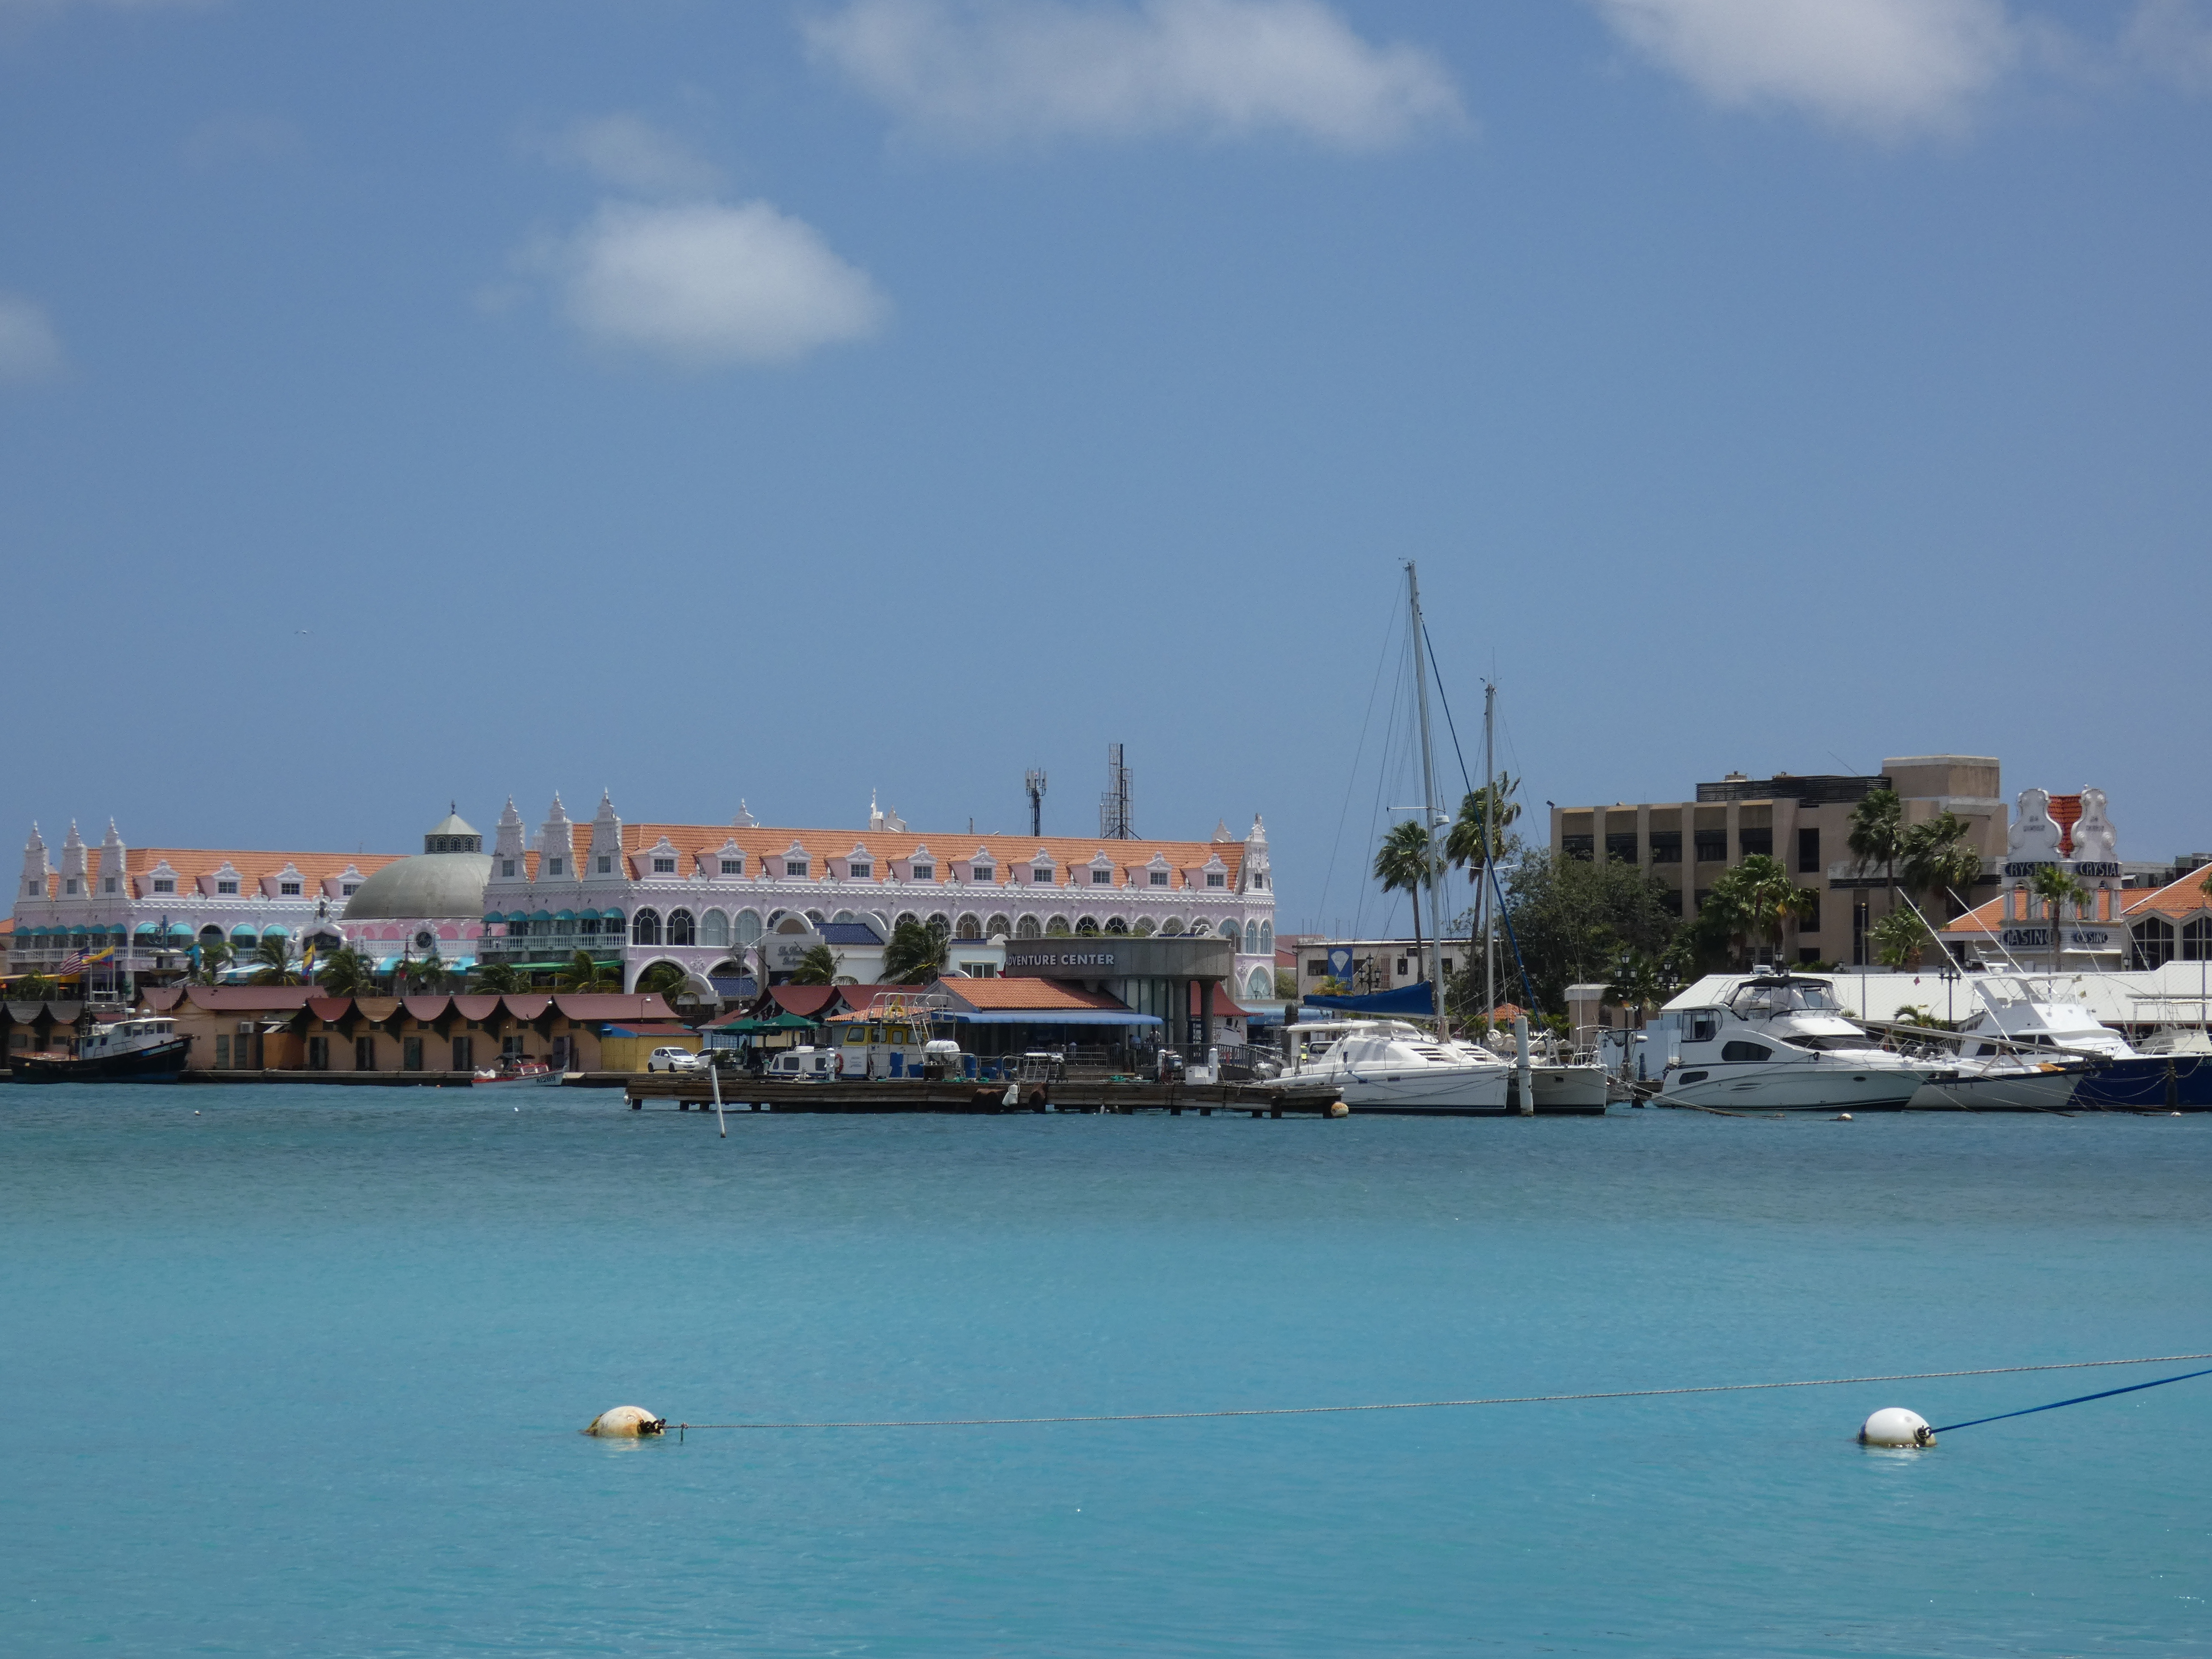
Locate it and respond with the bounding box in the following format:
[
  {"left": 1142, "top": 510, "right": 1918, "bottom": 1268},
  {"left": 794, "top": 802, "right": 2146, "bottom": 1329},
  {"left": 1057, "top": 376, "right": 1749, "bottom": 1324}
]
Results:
[
  {"left": 676, "top": 1351, "right": 2212, "bottom": 1431},
  {"left": 1932, "top": 1364, "right": 2212, "bottom": 1434}
]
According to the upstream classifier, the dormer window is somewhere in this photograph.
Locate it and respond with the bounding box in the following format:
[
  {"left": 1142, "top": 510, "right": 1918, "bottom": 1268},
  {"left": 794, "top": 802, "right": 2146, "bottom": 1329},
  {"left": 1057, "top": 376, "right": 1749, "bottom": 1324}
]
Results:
[
  {"left": 217, "top": 879, "right": 239, "bottom": 895},
  {"left": 971, "top": 864, "right": 994, "bottom": 883},
  {"left": 342, "top": 882, "right": 358, "bottom": 896},
  {"left": 849, "top": 862, "right": 872, "bottom": 879},
  {"left": 1205, "top": 872, "right": 1225, "bottom": 888},
  {"left": 1032, "top": 866, "right": 1053, "bottom": 884},
  {"left": 546, "top": 858, "right": 563, "bottom": 876},
  {"left": 153, "top": 878, "right": 174, "bottom": 895},
  {"left": 597, "top": 856, "right": 612, "bottom": 874},
  {"left": 785, "top": 859, "right": 809, "bottom": 878},
  {"left": 281, "top": 880, "right": 303, "bottom": 895},
  {"left": 24, "top": 881, "right": 38, "bottom": 896},
  {"left": 1092, "top": 869, "right": 1111, "bottom": 884},
  {"left": 103, "top": 876, "right": 117, "bottom": 894},
  {"left": 721, "top": 858, "right": 742, "bottom": 875},
  {"left": 653, "top": 857, "right": 676, "bottom": 874},
  {"left": 912, "top": 863, "right": 934, "bottom": 881},
  {"left": 64, "top": 878, "right": 77, "bottom": 895},
  {"left": 503, "top": 860, "right": 517, "bottom": 878},
  {"left": 1149, "top": 871, "right": 1168, "bottom": 887}
]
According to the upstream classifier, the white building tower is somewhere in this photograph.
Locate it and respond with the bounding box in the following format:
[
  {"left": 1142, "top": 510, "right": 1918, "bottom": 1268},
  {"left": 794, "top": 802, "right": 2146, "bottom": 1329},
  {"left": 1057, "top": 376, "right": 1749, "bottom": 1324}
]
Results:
[
  {"left": 539, "top": 795, "right": 576, "bottom": 881},
  {"left": 57, "top": 822, "right": 87, "bottom": 896},
  {"left": 20, "top": 823, "right": 50, "bottom": 902},
  {"left": 584, "top": 792, "right": 624, "bottom": 886},
  {"left": 98, "top": 820, "right": 127, "bottom": 896}
]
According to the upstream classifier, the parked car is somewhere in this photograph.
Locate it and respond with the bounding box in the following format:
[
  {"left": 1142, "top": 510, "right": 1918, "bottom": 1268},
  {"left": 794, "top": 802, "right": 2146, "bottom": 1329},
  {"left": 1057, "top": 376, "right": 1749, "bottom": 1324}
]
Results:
[{"left": 647, "top": 1046, "right": 701, "bottom": 1073}]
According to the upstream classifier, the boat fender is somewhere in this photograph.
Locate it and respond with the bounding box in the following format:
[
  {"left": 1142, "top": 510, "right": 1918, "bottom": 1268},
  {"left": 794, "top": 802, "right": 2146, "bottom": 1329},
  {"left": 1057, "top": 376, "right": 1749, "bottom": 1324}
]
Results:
[
  {"left": 1858, "top": 1407, "right": 1934, "bottom": 1448},
  {"left": 1834, "top": 1112, "right": 1853, "bottom": 1121},
  {"left": 1328, "top": 1101, "right": 1349, "bottom": 1118},
  {"left": 584, "top": 1406, "right": 666, "bottom": 1437}
]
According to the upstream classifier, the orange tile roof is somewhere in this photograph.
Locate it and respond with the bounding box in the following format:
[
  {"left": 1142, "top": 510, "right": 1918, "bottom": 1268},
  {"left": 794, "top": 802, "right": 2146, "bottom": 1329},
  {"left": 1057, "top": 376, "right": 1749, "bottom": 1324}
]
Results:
[
  {"left": 1942, "top": 865, "right": 2212, "bottom": 936},
  {"left": 938, "top": 978, "right": 1134, "bottom": 1012},
  {"left": 126, "top": 848, "right": 403, "bottom": 886},
  {"left": 613, "top": 824, "right": 1243, "bottom": 892}
]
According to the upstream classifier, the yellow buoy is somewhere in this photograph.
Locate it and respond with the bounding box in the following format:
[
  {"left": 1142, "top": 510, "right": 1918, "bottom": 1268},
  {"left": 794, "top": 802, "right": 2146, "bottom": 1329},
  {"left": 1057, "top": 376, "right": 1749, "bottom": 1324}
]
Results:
[
  {"left": 1327, "top": 1101, "right": 1350, "bottom": 1118},
  {"left": 584, "top": 1405, "right": 666, "bottom": 1437}
]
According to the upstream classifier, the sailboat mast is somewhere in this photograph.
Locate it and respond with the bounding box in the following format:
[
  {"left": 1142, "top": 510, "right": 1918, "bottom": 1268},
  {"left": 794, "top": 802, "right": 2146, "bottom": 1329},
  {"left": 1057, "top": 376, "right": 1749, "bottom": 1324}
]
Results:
[
  {"left": 1406, "top": 561, "right": 1448, "bottom": 1034},
  {"left": 1483, "top": 682, "right": 1496, "bottom": 1030}
]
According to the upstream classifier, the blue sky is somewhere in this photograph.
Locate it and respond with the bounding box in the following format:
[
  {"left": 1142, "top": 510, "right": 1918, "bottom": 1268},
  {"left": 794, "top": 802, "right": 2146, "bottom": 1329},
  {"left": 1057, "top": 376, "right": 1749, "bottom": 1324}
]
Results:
[{"left": 3, "top": 0, "right": 2208, "bottom": 934}]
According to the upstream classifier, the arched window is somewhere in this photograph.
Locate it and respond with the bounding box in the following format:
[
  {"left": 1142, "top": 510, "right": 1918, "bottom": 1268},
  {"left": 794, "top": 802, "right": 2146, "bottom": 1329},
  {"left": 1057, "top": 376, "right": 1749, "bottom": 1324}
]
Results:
[
  {"left": 927, "top": 912, "right": 951, "bottom": 933},
  {"left": 895, "top": 911, "right": 919, "bottom": 930},
  {"left": 1104, "top": 916, "right": 1128, "bottom": 935},
  {"left": 1260, "top": 921, "right": 1273, "bottom": 953},
  {"left": 2186, "top": 918, "right": 2212, "bottom": 962},
  {"left": 734, "top": 910, "right": 763, "bottom": 946},
  {"left": 199, "top": 924, "right": 225, "bottom": 941},
  {"left": 667, "top": 909, "right": 696, "bottom": 947},
  {"left": 631, "top": 909, "right": 661, "bottom": 945},
  {"left": 956, "top": 914, "right": 983, "bottom": 940},
  {"left": 1075, "top": 916, "right": 1100, "bottom": 936},
  {"left": 1160, "top": 917, "right": 1184, "bottom": 936},
  {"left": 1218, "top": 920, "right": 1239, "bottom": 944},
  {"left": 805, "top": 909, "right": 826, "bottom": 925},
  {"left": 985, "top": 914, "right": 1012, "bottom": 938},
  {"left": 833, "top": 910, "right": 857, "bottom": 924},
  {"left": 1045, "top": 916, "right": 1071, "bottom": 937},
  {"left": 2133, "top": 916, "right": 2176, "bottom": 969},
  {"left": 1132, "top": 918, "right": 1156, "bottom": 937},
  {"left": 1248, "top": 967, "right": 1273, "bottom": 1000},
  {"left": 1015, "top": 915, "right": 1041, "bottom": 939},
  {"left": 701, "top": 909, "right": 730, "bottom": 947},
  {"left": 1245, "top": 920, "right": 1260, "bottom": 953}
]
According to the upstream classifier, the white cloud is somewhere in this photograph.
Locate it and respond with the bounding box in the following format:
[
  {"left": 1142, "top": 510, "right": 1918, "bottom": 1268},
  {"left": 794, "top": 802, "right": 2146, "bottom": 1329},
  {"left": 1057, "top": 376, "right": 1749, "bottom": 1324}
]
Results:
[
  {"left": 556, "top": 200, "right": 887, "bottom": 367},
  {"left": 545, "top": 114, "right": 722, "bottom": 197},
  {"left": 2124, "top": 0, "right": 2212, "bottom": 89},
  {"left": 0, "top": 292, "right": 65, "bottom": 383},
  {"left": 1589, "top": 0, "right": 2018, "bottom": 136},
  {"left": 802, "top": 0, "right": 1465, "bottom": 150}
]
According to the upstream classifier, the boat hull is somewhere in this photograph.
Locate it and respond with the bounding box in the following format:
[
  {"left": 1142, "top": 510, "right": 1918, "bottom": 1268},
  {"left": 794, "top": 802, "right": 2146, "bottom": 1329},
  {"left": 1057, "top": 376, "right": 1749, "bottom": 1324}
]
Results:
[
  {"left": 1907, "top": 1066, "right": 2081, "bottom": 1112},
  {"left": 472, "top": 1068, "right": 568, "bottom": 1088},
  {"left": 1662, "top": 1061, "right": 1926, "bottom": 1112},
  {"left": 2071, "top": 1054, "right": 2212, "bottom": 1111},
  {"left": 13, "top": 1039, "right": 192, "bottom": 1084},
  {"left": 1528, "top": 1065, "right": 1610, "bottom": 1111},
  {"left": 1341, "top": 1066, "right": 1514, "bottom": 1114}
]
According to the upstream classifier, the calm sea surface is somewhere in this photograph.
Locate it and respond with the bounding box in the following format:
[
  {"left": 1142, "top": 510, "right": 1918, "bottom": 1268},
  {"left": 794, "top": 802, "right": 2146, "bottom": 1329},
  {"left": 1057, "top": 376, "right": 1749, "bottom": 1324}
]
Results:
[{"left": 5, "top": 1089, "right": 2210, "bottom": 1657}]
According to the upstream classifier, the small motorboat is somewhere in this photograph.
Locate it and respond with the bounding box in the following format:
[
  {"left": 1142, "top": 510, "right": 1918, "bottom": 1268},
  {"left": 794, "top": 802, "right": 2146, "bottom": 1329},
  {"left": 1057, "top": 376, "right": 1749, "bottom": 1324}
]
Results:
[
  {"left": 1652, "top": 973, "right": 1939, "bottom": 1111},
  {"left": 472, "top": 1055, "right": 566, "bottom": 1087},
  {"left": 1277, "top": 1018, "right": 1515, "bottom": 1112},
  {"left": 14, "top": 1015, "right": 191, "bottom": 1083}
]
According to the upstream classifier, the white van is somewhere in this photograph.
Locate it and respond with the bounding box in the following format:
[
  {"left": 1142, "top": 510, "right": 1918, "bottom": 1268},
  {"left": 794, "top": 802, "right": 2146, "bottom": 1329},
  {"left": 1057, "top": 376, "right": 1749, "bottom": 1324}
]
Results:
[{"left": 765, "top": 1045, "right": 838, "bottom": 1082}]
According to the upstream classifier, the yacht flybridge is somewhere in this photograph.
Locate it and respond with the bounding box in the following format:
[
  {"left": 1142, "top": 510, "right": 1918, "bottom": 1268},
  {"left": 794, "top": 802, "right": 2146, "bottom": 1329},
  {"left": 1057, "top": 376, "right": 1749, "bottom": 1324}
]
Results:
[{"left": 1654, "top": 973, "right": 1940, "bottom": 1111}]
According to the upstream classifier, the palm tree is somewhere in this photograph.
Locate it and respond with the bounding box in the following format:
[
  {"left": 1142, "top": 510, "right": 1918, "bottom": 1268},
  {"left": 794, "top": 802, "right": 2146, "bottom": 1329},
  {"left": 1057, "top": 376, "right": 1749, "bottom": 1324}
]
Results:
[
  {"left": 1900, "top": 810, "right": 1984, "bottom": 920},
  {"left": 2030, "top": 864, "right": 2090, "bottom": 974},
  {"left": 9, "top": 971, "right": 58, "bottom": 1000},
  {"left": 554, "top": 950, "right": 619, "bottom": 993},
  {"left": 248, "top": 934, "right": 303, "bottom": 987},
  {"left": 1445, "top": 774, "right": 1520, "bottom": 877},
  {"left": 1704, "top": 855, "right": 1816, "bottom": 967},
  {"left": 1871, "top": 907, "right": 1932, "bottom": 970},
  {"left": 472, "top": 961, "right": 529, "bottom": 994},
  {"left": 635, "top": 962, "right": 688, "bottom": 1001},
  {"left": 403, "top": 953, "right": 453, "bottom": 993},
  {"left": 788, "top": 943, "right": 841, "bottom": 985},
  {"left": 316, "top": 945, "right": 379, "bottom": 999},
  {"left": 1373, "top": 818, "right": 1436, "bottom": 963},
  {"left": 1847, "top": 787, "right": 1906, "bottom": 911},
  {"left": 883, "top": 917, "right": 950, "bottom": 984},
  {"left": 191, "top": 937, "right": 234, "bottom": 985}
]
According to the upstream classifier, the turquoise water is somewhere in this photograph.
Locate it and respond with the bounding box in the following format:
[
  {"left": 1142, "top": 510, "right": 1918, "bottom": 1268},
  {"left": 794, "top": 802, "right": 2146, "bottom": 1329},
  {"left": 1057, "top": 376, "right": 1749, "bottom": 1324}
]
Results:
[{"left": 5, "top": 1091, "right": 2211, "bottom": 1656}]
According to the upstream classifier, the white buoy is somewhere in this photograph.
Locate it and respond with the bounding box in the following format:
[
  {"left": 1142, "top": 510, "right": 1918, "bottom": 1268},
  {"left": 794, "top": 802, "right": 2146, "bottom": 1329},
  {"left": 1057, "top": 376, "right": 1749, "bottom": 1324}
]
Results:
[
  {"left": 1835, "top": 1112, "right": 1853, "bottom": 1121},
  {"left": 584, "top": 1405, "right": 666, "bottom": 1437},
  {"left": 1858, "top": 1406, "right": 1934, "bottom": 1448},
  {"left": 1328, "top": 1100, "right": 1349, "bottom": 1118}
]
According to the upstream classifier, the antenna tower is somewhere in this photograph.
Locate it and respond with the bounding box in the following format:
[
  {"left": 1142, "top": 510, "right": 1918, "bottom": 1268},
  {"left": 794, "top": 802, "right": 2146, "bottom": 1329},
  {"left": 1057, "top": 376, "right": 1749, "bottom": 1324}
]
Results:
[
  {"left": 1099, "top": 744, "right": 1134, "bottom": 839},
  {"left": 1025, "top": 769, "right": 1048, "bottom": 838}
]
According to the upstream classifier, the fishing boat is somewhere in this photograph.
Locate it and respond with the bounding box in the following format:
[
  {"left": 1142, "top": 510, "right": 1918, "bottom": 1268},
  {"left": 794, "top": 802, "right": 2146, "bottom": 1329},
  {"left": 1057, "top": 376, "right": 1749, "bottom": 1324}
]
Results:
[
  {"left": 472, "top": 1055, "right": 565, "bottom": 1087},
  {"left": 1652, "top": 973, "right": 1940, "bottom": 1111},
  {"left": 1278, "top": 1018, "right": 1514, "bottom": 1112},
  {"left": 14, "top": 1014, "right": 191, "bottom": 1083},
  {"left": 1955, "top": 974, "right": 2212, "bottom": 1110}
]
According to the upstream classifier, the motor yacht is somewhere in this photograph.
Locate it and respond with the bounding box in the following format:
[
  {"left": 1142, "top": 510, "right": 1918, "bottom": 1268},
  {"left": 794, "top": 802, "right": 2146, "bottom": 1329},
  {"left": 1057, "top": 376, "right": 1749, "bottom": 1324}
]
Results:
[
  {"left": 1279, "top": 1018, "right": 1514, "bottom": 1113},
  {"left": 1653, "top": 974, "right": 1939, "bottom": 1111}
]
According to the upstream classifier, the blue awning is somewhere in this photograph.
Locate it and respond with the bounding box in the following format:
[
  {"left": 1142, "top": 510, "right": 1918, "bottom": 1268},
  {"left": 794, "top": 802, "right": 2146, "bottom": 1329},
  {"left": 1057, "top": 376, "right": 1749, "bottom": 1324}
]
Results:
[
  {"left": 530, "top": 910, "right": 552, "bottom": 922},
  {"left": 134, "top": 923, "right": 159, "bottom": 935},
  {"left": 944, "top": 1009, "right": 1162, "bottom": 1026},
  {"left": 505, "top": 911, "right": 529, "bottom": 923},
  {"left": 553, "top": 910, "right": 576, "bottom": 921},
  {"left": 231, "top": 926, "right": 260, "bottom": 939},
  {"left": 483, "top": 913, "right": 503, "bottom": 924},
  {"left": 262, "top": 925, "right": 291, "bottom": 940},
  {"left": 1301, "top": 983, "right": 1439, "bottom": 1017}
]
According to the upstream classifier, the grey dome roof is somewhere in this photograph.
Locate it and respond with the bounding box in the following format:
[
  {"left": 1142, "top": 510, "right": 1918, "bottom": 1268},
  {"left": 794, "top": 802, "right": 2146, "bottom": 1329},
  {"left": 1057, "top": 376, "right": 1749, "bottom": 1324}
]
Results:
[{"left": 341, "top": 852, "right": 492, "bottom": 921}]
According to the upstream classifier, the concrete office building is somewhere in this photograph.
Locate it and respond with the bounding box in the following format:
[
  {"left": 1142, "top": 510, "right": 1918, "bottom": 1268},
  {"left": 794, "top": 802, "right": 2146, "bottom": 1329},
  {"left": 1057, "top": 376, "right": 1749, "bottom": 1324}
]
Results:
[{"left": 1549, "top": 757, "right": 2009, "bottom": 965}]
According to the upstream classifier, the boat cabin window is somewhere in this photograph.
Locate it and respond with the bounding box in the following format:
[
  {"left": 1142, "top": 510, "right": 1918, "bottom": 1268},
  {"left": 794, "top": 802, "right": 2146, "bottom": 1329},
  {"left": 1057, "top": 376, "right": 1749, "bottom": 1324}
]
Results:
[
  {"left": 1724, "top": 980, "right": 1839, "bottom": 1016},
  {"left": 1721, "top": 1041, "right": 1771, "bottom": 1063},
  {"left": 1683, "top": 1012, "right": 1720, "bottom": 1044},
  {"left": 1787, "top": 1034, "right": 1879, "bottom": 1054}
]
